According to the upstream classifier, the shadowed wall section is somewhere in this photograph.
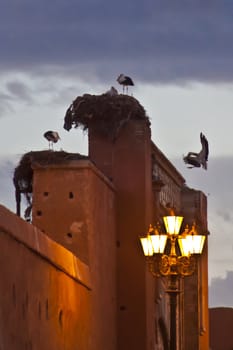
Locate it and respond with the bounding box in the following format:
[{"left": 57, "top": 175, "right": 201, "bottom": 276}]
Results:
[
  {"left": 89, "top": 118, "right": 155, "bottom": 350},
  {"left": 181, "top": 188, "right": 209, "bottom": 350},
  {"left": 209, "top": 307, "right": 233, "bottom": 350}
]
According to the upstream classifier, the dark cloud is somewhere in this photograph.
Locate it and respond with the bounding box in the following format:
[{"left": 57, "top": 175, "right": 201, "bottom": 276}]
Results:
[
  {"left": 1, "top": 0, "right": 233, "bottom": 83},
  {"left": 209, "top": 271, "right": 233, "bottom": 307},
  {"left": 216, "top": 210, "right": 232, "bottom": 222},
  {"left": 6, "top": 81, "right": 33, "bottom": 103},
  {"left": 0, "top": 79, "right": 35, "bottom": 117},
  {"left": 0, "top": 92, "right": 14, "bottom": 117}
]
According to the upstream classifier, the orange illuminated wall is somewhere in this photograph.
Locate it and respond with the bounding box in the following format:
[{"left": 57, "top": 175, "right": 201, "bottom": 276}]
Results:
[
  {"left": 32, "top": 159, "right": 117, "bottom": 350},
  {"left": 0, "top": 205, "right": 91, "bottom": 350}
]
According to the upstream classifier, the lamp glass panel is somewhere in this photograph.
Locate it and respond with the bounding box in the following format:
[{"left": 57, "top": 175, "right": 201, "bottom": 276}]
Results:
[
  {"left": 191, "top": 235, "right": 206, "bottom": 254},
  {"left": 178, "top": 235, "right": 206, "bottom": 255},
  {"left": 163, "top": 216, "right": 183, "bottom": 235},
  {"left": 150, "top": 234, "right": 167, "bottom": 253},
  {"left": 140, "top": 236, "right": 153, "bottom": 256},
  {"left": 178, "top": 236, "right": 192, "bottom": 256}
]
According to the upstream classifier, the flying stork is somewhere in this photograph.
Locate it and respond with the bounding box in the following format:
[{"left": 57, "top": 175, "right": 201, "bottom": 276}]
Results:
[
  {"left": 117, "top": 74, "right": 134, "bottom": 94},
  {"left": 43, "top": 131, "right": 60, "bottom": 150},
  {"left": 183, "top": 132, "right": 209, "bottom": 170}
]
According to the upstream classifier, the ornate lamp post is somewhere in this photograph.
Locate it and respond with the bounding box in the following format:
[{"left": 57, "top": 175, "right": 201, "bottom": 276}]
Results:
[{"left": 140, "top": 215, "right": 206, "bottom": 350}]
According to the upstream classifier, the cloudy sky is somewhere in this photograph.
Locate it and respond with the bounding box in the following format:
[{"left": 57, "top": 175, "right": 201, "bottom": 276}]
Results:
[{"left": 0, "top": 0, "right": 233, "bottom": 307}]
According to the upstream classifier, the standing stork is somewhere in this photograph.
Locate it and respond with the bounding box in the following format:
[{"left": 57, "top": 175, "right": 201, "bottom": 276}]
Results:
[
  {"left": 43, "top": 130, "right": 60, "bottom": 150},
  {"left": 183, "top": 132, "right": 209, "bottom": 170},
  {"left": 117, "top": 74, "right": 134, "bottom": 94}
]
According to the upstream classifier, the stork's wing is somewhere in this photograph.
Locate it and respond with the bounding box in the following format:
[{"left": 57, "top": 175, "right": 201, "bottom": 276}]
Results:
[
  {"left": 200, "top": 133, "right": 209, "bottom": 161},
  {"left": 183, "top": 155, "right": 201, "bottom": 168}
]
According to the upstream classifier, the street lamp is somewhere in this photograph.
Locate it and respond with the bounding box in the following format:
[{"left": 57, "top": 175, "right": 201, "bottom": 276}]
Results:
[{"left": 139, "top": 215, "right": 206, "bottom": 350}]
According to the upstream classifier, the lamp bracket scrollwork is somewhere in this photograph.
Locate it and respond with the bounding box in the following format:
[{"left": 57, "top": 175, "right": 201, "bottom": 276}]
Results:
[
  {"left": 146, "top": 254, "right": 196, "bottom": 277},
  {"left": 140, "top": 215, "right": 206, "bottom": 280}
]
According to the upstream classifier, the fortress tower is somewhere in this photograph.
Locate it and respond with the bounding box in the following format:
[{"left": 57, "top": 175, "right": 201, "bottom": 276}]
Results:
[
  {"left": 12, "top": 93, "right": 209, "bottom": 349},
  {"left": 88, "top": 116, "right": 155, "bottom": 349}
]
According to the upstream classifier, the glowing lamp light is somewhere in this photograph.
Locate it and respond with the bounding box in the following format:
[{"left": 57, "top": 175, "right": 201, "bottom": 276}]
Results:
[
  {"left": 139, "top": 215, "right": 206, "bottom": 350},
  {"left": 140, "top": 236, "right": 154, "bottom": 256},
  {"left": 150, "top": 234, "right": 167, "bottom": 254},
  {"left": 178, "top": 234, "right": 206, "bottom": 256},
  {"left": 140, "top": 227, "right": 168, "bottom": 256},
  {"left": 163, "top": 216, "right": 183, "bottom": 235}
]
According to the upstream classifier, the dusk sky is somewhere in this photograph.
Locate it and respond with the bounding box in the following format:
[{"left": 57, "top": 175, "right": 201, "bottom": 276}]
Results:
[{"left": 0, "top": 0, "right": 233, "bottom": 307}]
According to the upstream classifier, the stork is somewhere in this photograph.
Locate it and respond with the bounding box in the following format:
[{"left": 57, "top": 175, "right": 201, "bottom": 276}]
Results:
[
  {"left": 43, "top": 131, "right": 60, "bottom": 150},
  {"left": 183, "top": 132, "right": 209, "bottom": 170},
  {"left": 104, "top": 86, "right": 118, "bottom": 96},
  {"left": 117, "top": 74, "right": 134, "bottom": 94}
]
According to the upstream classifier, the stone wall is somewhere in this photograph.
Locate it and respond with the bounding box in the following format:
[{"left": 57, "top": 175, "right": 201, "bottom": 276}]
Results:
[
  {"left": 0, "top": 204, "right": 91, "bottom": 350},
  {"left": 31, "top": 160, "right": 117, "bottom": 350}
]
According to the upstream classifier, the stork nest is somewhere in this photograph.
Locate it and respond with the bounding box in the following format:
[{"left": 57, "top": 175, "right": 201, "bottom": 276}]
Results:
[
  {"left": 63, "top": 93, "right": 150, "bottom": 140},
  {"left": 13, "top": 150, "right": 88, "bottom": 220}
]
